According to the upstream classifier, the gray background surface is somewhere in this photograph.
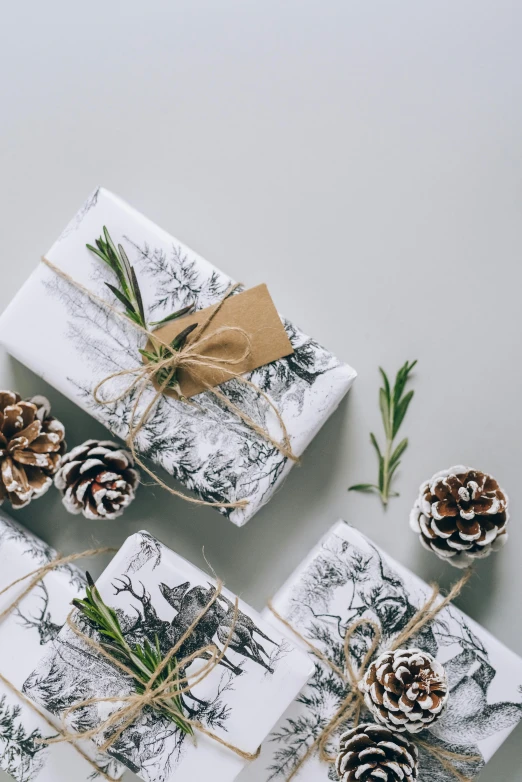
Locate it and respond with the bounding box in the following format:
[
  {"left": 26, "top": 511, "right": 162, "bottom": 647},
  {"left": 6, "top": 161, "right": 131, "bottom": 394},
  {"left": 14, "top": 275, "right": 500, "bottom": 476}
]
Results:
[{"left": 0, "top": 2, "right": 521, "bottom": 780}]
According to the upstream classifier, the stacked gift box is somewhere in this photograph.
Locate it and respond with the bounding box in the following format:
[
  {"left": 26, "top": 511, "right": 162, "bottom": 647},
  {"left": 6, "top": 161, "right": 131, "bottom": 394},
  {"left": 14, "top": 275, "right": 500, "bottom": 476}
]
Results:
[
  {"left": 0, "top": 517, "right": 314, "bottom": 782},
  {"left": 0, "top": 508, "right": 124, "bottom": 781},
  {"left": 21, "top": 530, "right": 313, "bottom": 782},
  {"left": 0, "top": 187, "right": 357, "bottom": 527},
  {"left": 238, "top": 521, "right": 522, "bottom": 782}
]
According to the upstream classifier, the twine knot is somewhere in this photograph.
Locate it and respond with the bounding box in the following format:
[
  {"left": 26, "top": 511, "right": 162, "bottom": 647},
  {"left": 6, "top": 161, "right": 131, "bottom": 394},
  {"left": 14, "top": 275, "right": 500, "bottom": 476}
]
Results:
[
  {"left": 41, "top": 257, "right": 299, "bottom": 511},
  {"left": 268, "top": 568, "right": 481, "bottom": 782},
  {"left": 44, "top": 580, "right": 261, "bottom": 763}
]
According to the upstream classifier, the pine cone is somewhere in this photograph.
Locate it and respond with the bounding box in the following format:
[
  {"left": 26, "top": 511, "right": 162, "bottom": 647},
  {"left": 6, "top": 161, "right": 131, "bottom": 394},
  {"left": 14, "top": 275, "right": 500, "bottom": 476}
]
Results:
[
  {"left": 410, "top": 466, "right": 509, "bottom": 568},
  {"left": 55, "top": 440, "right": 139, "bottom": 519},
  {"left": 336, "top": 723, "right": 418, "bottom": 781},
  {"left": 360, "top": 649, "right": 448, "bottom": 733},
  {"left": 0, "top": 391, "right": 66, "bottom": 508}
]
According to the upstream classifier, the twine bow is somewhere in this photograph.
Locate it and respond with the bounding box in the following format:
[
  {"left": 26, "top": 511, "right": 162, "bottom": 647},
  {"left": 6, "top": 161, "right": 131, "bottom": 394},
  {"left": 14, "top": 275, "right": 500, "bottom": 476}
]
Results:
[
  {"left": 268, "top": 568, "right": 482, "bottom": 782},
  {"left": 0, "top": 547, "right": 120, "bottom": 782},
  {"left": 41, "top": 257, "right": 299, "bottom": 511},
  {"left": 43, "top": 580, "right": 261, "bottom": 762}
]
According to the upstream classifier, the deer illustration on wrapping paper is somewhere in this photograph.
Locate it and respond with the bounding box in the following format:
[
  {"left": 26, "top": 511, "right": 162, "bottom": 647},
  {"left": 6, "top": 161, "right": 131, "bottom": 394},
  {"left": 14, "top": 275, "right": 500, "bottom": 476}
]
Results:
[
  {"left": 111, "top": 575, "right": 279, "bottom": 678},
  {"left": 15, "top": 582, "right": 62, "bottom": 645}
]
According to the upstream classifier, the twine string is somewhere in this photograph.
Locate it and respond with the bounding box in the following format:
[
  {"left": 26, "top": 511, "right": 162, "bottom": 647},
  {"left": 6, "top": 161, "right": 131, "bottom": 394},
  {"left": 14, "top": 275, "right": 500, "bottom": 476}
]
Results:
[
  {"left": 41, "top": 256, "right": 299, "bottom": 512},
  {"left": 0, "top": 548, "right": 116, "bottom": 624},
  {"left": 0, "top": 671, "right": 118, "bottom": 782},
  {"left": 267, "top": 568, "right": 482, "bottom": 781},
  {"left": 43, "top": 580, "right": 260, "bottom": 762},
  {"left": 0, "top": 548, "right": 120, "bottom": 781}
]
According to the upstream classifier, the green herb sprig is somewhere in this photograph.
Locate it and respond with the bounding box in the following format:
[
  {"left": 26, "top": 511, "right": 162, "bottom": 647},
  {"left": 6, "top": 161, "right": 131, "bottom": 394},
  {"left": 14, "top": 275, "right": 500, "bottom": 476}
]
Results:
[
  {"left": 349, "top": 360, "right": 417, "bottom": 507},
  {"left": 87, "top": 227, "right": 197, "bottom": 395},
  {"left": 73, "top": 573, "right": 193, "bottom": 736}
]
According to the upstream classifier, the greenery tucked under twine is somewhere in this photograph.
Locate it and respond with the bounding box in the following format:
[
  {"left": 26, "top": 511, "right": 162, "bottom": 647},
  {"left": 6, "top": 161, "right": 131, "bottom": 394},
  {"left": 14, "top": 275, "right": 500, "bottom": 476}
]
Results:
[
  {"left": 45, "top": 576, "right": 260, "bottom": 763},
  {"left": 42, "top": 236, "right": 298, "bottom": 510},
  {"left": 87, "top": 227, "right": 197, "bottom": 400},
  {"left": 349, "top": 360, "right": 417, "bottom": 507},
  {"left": 72, "top": 573, "right": 193, "bottom": 735}
]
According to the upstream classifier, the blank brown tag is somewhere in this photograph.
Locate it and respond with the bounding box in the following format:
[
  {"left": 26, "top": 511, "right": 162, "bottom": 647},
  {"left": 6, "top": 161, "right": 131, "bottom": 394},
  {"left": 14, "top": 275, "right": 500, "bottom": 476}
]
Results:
[{"left": 145, "top": 284, "right": 294, "bottom": 398}]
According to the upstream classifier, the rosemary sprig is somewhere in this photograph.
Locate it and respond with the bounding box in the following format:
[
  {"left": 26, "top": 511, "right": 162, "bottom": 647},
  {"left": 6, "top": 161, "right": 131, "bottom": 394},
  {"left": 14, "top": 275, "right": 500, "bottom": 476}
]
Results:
[
  {"left": 87, "top": 227, "right": 147, "bottom": 328},
  {"left": 349, "top": 360, "right": 417, "bottom": 507},
  {"left": 72, "top": 573, "right": 193, "bottom": 736},
  {"left": 87, "top": 227, "right": 197, "bottom": 396}
]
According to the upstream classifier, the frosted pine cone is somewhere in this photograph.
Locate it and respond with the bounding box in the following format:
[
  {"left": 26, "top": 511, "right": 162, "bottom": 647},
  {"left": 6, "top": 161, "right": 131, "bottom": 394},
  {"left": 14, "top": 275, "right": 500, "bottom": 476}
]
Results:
[
  {"left": 55, "top": 440, "right": 139, "bottom": 519},
  {"left": 410, "top": 466, "right": 509, "bottom": 568},
  {"left": 336, "top": 723, "right": 418, "bottom": 782},
  {"left": 0, "top": 391, "right": 66, "bottom": 508},
  {"left": 360, "top": 649, "right": 448, "bottom": 733}
]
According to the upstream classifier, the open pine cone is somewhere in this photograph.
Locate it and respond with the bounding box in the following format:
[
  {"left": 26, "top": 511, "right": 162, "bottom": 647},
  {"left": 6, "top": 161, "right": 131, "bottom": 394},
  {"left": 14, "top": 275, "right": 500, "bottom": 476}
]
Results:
[
  {"left": 0, "top": 391, "right": 66, "bottom": 508},
  {"left": 360, "top": 649, "right": 448, "bottom": 734},
  {"left": 336, "top": 723, "right": 418, "bottom": 782},
  {"left": 410, "top": 466, "right": 509, "bottom": 568},
  {"left": 55, "top": 440, "right": 139, "bottom": 520}
]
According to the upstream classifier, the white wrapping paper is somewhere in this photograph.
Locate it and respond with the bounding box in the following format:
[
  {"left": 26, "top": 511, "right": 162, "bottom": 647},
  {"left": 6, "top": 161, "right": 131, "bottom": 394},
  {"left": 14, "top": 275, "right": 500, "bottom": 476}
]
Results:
[
  {"left": 0, "top": 188, "right": 356, "bottom": 526},
  {"left": 0, "top": 509, "right": 123, "bottom": 782},
  {"left": 24, "top": 530, "right": 314, "bottom": 782},
  {"left": 238, "top": 521, "right": 522, "bottom": 782}
]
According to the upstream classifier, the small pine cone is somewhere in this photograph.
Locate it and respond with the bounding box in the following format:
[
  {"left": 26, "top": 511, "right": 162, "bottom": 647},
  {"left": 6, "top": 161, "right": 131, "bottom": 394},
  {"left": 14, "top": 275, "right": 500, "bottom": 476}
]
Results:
[
  {"left": 55, "top": 440, "right": 139, "bottom": 519},
  {"left": 410, "top": 466, "right": 509, "bottom": 568},
  {"left": 359, "top": 649, "right": 448, "bottom": 733},
  {"left": 0, "top": 391, "right": 66, "bottom": 508},
  {"left": 336, "top": 723, "right": 418, "bottom": 782}
]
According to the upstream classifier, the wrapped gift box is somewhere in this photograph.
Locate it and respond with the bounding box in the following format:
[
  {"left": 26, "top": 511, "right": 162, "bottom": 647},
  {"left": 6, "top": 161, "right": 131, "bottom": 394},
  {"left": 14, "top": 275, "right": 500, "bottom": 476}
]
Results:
[
  {"left": 238, "top": 521, "right": 522, "bottom": 782},
  {"left": 0, "top": 509, "right": 123, "bottom": 781},
  {"left": 23, "top": 530, "right": 314, "bottom": 782},
  {"left": 0, "top": 188, "right": 356, "bottom": 526}
]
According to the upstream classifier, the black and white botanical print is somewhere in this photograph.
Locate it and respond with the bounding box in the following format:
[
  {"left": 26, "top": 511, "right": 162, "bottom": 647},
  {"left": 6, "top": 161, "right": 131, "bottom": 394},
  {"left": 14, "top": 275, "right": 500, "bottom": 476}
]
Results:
[
  {"left": 0, "top": 513, "right": 54, "bottom": 568},
  {"left": 0, "top": 512, "right": 86, "bottom": 591},
  {"left": 58, "top": 187, "right": 100, "bottom": 241},
  {"left": 122, "top": 530, "right": 163, "bottom": 573},
  {"left": 0, "top": 694, "right": 47, "bottom": 782},
  {"left": 41, "top": 189, "right": 354, "bottom": 524},
  {"left": 266, "top": 530, "right": 522, "bottom": 782},
  {"left": 23, "top": 540, "right": 283, "bottom": 781},
  {"left": 14, "top": 583, "right": 63, "bottom": 647}
]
